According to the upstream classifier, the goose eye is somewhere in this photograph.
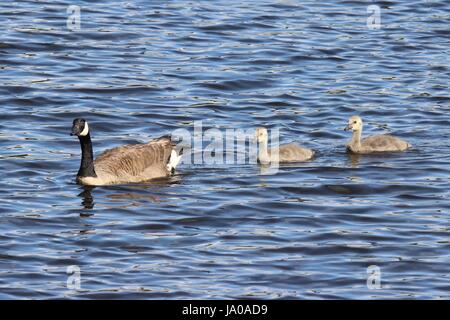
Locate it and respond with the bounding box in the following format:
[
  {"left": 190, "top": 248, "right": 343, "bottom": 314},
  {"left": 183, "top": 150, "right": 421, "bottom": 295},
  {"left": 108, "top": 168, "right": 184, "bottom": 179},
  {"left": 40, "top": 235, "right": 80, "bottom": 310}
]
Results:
[{"left": 353, "top": 121, "right": 357, "bottom": 124}]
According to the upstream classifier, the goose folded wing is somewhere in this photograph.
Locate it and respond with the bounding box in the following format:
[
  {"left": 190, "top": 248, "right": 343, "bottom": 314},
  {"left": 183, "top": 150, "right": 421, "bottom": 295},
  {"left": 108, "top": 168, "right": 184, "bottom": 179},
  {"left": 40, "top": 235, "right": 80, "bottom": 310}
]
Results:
[
  {"left": 278, "top": 143, "right": 314, "bottom": 161},
  {"left": 362, "top": 135, "right": 398, "bottom": 148},
  {"left": 94, "top": 138, "right": 173, "bottom": 177}
]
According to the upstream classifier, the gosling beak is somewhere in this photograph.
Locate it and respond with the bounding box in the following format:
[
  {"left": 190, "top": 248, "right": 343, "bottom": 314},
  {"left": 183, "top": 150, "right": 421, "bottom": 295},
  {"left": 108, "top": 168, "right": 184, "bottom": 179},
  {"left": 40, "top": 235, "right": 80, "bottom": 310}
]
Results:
[{"left": 344, "top": 125, "right": 351, "bottom": 131}]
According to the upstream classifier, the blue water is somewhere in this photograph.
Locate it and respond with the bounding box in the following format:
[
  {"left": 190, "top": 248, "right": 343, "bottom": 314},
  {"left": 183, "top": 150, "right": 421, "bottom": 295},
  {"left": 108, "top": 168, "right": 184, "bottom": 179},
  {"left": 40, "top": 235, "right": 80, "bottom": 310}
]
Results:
[{"left": 0, "top": 0, "right": 449, "bottom": 299}]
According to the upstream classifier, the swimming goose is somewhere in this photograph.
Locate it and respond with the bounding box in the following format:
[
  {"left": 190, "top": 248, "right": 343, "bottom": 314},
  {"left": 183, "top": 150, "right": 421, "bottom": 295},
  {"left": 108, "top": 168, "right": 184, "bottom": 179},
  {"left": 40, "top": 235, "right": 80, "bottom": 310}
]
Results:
[
  {"left": 71, "top": 118, "right": 182, "bottom": 186},
  {"left": 255, "top": 127, "right": 315, "bottom": 164},
  {"left": 344, "top": 115, "right": 411, "bottom": 154}
]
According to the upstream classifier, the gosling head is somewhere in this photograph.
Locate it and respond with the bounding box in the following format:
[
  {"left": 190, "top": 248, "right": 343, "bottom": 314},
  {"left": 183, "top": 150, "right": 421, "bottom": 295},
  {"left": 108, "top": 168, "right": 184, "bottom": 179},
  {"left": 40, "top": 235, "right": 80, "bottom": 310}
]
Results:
[
  {"left": 345, "top": 115, "right": 363, "bottom": 132},
  {"left": 71, "top": 118, "right": 90, "bottom": 137},
  {"left": 255, "top": 127, "right": 268, "bottom": 143}
]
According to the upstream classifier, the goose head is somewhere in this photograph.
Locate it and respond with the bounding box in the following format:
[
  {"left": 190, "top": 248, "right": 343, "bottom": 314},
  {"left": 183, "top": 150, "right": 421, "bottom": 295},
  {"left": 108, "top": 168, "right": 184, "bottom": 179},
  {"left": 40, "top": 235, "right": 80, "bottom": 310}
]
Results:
[
  {"left": 255, "top": 127, "right": 268, "bottom": 143},
  {"left": 71, "top": 118, "right": 89, "bottom": 137},
  {"left": 345, "top": 115, "right": 363, "bottom": 132}
]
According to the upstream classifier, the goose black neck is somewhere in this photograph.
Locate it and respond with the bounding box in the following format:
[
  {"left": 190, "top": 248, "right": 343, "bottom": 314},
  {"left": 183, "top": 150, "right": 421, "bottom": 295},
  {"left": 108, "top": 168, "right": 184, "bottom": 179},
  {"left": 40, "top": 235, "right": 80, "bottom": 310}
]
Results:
[{"left": 78, "top": 134, "right": 97, "bottom": 178}]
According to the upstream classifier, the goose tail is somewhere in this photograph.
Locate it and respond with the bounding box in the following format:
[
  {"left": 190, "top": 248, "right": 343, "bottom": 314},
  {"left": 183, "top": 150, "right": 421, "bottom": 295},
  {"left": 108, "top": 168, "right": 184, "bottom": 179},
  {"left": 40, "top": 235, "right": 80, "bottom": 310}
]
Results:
[{"left": 166, "top": 148, "right": 183, "bottom": 174}]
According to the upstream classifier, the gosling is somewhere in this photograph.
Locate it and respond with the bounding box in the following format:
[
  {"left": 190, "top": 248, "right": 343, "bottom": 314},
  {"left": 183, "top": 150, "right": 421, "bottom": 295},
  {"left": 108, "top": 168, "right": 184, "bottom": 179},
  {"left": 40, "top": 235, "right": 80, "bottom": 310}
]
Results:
[
  {"left": 255, "top": 127, "right": 315, "bottom": 164},
  {"left": 344, "top": 115, "right": 411, "bottom": 154}
]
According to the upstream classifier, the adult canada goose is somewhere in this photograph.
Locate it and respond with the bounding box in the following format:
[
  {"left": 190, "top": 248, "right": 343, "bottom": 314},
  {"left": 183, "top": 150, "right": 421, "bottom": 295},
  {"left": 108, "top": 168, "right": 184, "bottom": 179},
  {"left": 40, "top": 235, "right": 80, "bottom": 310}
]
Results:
[
  {"left": 344, "top": 115, "right": 411, "bottom": 154},
  {"left": 255, "top": 127, "right": 315, "bottom": 164},
  {"left": 71, "top": 118, "right": 182, "bottom": 186}
]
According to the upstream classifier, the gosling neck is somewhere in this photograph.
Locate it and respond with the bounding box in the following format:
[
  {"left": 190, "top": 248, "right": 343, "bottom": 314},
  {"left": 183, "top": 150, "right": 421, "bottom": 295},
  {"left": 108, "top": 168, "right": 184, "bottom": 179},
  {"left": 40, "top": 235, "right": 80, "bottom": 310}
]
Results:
[
  {"left": 77, "top": 133, "right": 97, "bottom": 178},
  {"left": 258, "top": 138, "right": 271, "bottom": 163},
  {"left": 350, "top": 129, "right": 362, "bottom": 151}
]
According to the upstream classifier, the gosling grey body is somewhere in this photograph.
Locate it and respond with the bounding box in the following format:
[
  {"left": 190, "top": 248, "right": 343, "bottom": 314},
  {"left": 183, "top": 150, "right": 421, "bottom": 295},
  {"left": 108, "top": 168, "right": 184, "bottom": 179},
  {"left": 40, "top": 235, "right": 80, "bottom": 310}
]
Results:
[
  {"left": 71, "top": 118, "right": 182, "bottom": 186},
  {"left": 345, "top": 115, "right": 411, "bottom": 154},
  {"left": 255, "top": 127, "right": 315, "bottom": 164}
]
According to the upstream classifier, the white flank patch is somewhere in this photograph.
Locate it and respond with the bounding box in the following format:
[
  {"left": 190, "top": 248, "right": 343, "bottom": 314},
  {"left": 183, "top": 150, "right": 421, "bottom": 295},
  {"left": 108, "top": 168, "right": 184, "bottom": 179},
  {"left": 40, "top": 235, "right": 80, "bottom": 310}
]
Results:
[
  {"left": 79, "top": 122, "right": 89, "bottom": 136},
  {"left": 167, "top": 149, "right": 182, "bottom": 172}
]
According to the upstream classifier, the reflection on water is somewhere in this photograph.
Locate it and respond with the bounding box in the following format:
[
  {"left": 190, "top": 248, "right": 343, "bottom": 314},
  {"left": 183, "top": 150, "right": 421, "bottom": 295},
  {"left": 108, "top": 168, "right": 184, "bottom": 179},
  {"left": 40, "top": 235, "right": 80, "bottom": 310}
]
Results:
[
  {"left": 0, "top": 0, "right": 449, "bottom": 299},
  {"left": 347, "top": 153, "right": 362, "bottom": 168},
  {"left": 258, "top": 163, "right": 280, "bottom": 176},
  {"left": 79, "top": 187, "right": 95, "bottom": 209},
  {"left": 78, "top": 176, "right": 185, "bottom": 210}
]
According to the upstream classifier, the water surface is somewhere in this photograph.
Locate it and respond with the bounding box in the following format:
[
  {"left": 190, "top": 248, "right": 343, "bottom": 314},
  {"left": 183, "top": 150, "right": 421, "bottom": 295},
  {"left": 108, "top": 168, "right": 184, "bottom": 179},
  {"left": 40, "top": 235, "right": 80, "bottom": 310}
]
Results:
[{"left": 0, "top": 0, "right": 449, "bottom": 299}]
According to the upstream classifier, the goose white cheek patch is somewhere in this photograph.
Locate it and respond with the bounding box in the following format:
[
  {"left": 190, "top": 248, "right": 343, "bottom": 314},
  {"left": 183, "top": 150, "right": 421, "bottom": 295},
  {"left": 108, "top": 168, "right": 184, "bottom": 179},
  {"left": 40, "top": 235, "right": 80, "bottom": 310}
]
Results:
[{"left": 79, "top": 122, "right": 89, "bottom": 136}]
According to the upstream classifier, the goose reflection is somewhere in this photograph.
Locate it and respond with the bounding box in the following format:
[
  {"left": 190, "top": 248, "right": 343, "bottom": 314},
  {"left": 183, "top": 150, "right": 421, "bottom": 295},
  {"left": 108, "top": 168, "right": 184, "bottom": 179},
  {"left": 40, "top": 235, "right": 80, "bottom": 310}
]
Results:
[
  {"left": 258, "top": 163, "right": 280, "bottom": 176},
  {"left": 77, "top": 176, "right": 183, "bottom": 210},
  {"left": 347, "top": 152, "right": 362, "bottom": 167},
  {"left": 78, "top": 186, "right": 95, "bottom": 209}
]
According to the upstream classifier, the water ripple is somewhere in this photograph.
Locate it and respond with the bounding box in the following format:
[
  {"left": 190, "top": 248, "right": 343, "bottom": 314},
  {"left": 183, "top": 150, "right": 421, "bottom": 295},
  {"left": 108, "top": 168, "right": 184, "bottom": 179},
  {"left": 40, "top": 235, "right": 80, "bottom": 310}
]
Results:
[{"left": 0, "top": 0, "right": 449, "bottom": 299}]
